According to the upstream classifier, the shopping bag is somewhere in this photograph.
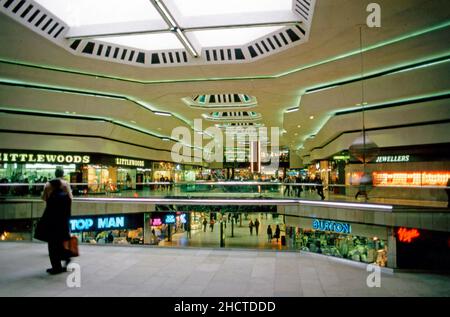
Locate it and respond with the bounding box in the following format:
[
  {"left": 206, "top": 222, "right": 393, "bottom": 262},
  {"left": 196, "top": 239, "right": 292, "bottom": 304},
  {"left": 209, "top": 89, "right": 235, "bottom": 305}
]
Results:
[{"left": 64, "top": 236, "right": 79, "bottom": 257}]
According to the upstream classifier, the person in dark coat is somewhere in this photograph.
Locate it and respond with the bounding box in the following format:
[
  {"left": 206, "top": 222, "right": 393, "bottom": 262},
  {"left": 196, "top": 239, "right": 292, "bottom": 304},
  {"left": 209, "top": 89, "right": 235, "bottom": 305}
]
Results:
[
  {"left": 38, "top": 178, "right": 72, "bottom": 274},
  {"left": 275, "top": 225, "right": 281, "bottom": 243},
  {"left": 267, "top": 225, "right": 273, "bottom": 242},
  {"left": 254, "top": 219, "right": 260, "bottom": 235}
]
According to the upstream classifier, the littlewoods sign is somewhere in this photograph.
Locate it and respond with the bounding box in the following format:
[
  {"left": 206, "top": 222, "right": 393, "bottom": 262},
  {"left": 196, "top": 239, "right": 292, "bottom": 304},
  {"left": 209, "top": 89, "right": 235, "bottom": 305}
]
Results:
[
  {"left": 0, "top": 152, "right": 90, "bottom": 164},
  {"left": 115, "top": 157, "right": 145, "bottom": 167}
]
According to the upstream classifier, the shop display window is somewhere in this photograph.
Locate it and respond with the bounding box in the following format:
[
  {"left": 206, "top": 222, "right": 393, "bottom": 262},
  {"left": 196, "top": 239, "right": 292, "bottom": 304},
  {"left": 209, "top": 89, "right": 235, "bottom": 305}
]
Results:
[{"left": 293, "top": 228, "right": 388, "bottom": 266}]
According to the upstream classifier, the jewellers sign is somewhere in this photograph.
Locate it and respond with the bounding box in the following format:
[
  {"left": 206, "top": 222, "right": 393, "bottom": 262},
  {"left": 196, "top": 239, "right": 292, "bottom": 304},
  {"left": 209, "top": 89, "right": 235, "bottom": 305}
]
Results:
[
  {"left": 375, "top": 155, "right": 410, "bottom": 163},
  {"left": 0, "top": 152, "right": 90, "bottom": 164}
]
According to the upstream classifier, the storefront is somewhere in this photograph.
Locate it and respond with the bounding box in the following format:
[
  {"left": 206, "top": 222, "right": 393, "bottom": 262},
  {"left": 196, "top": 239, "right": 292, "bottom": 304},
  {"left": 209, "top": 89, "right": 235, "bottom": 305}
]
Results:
[
  {"left": 69, "top": 213, "right": 144, "bottom": 245},
  {"left": 286, "top": 216, "right": 389, "bottom": 267},
  {"left": 152, "top": 162, "right": 175, "bottom": 182},
  {"left": 0, "top": 150, "right": 90, "bottom": 196},
  {"left": 148, "top": 212, "right": 188, "bottom": 244},
  {"left": 395, "top": 226, "right": 450, "bottom": 270},
  {"left": 345, "top": 144, "right": 450, "bottom": 201},
  {"left": 0, "top": 150, "right": 153, "bottom": 195}
]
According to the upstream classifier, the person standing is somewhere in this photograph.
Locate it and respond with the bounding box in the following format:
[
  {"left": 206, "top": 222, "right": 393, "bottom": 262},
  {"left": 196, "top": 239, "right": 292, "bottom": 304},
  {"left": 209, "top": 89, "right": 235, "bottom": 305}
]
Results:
[
  {"left": 210, "top": 218, "right": 215, "bottom": 232},
  {"left": 42, "top": 167, "right": 73, "bottom": 201},
  {"left": 37, "top": 174, "right": 72, "bottom": 274},
  {"left": 267, "top": 225, "right": 273, "bottom": 242},
  {"left": 283, "top": 176, "right": 291, "bottom": 196},
  {"left": 202, "top": 218, "right": 208, "bottom": 232},
  {"left": 275, "top": 224, "right": 281, "bottom": 243},
  {"left": 295, "top": 175, "right": 303, "bottom": 197},
  {"left": 254, "top": 218, "right": 260, "bottom": 235},
  {"left": 249, "top": 220, "right": 254, "bottom": 235}
]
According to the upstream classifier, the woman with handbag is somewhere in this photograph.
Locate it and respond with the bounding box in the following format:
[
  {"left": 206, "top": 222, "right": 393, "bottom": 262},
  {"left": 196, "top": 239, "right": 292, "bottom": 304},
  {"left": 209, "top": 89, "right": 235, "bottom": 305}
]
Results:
[{"left": 35, "top": 168, "right": 73, "bottom": 275}]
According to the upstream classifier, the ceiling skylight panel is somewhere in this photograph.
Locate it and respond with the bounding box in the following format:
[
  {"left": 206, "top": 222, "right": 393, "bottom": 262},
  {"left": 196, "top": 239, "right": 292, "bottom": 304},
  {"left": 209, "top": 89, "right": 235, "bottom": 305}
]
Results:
[
  {"left": 169, "top": 0, "right": 292, "bottom": 17},
  {"left": 34, "top": 0, "right": 162, "bottom": 27}
]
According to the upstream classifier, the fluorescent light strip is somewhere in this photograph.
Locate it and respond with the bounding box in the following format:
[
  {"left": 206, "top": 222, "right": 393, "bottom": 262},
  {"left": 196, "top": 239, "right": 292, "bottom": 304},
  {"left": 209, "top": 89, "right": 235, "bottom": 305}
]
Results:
[
  {"left": 298, "top": 200, "right": 393, "bottom": 211},
  {"left": 285, "top": 107, "right": 299, "bottom": 113},
  {"left": 154, "top": 111, "right": 172, "bottom": 117}
]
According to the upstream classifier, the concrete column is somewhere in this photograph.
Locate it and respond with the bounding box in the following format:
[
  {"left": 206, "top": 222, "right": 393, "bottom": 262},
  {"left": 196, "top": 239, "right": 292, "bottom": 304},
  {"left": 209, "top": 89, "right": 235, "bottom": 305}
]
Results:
[
  {"left": 387, "top": 227, "right": 397, "bottom": 269},
  {"left": 143, "top": 213, "right": 151, "bottom": 244}
]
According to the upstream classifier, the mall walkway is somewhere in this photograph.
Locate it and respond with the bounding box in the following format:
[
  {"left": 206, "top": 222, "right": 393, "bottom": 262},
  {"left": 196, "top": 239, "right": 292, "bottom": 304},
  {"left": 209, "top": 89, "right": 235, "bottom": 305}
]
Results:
[
  {"left": 1, "top": 242, "right": 449, "bottom": 297},
  {"left": 160, "top": 213, "right": 287, "bottom": 249}
]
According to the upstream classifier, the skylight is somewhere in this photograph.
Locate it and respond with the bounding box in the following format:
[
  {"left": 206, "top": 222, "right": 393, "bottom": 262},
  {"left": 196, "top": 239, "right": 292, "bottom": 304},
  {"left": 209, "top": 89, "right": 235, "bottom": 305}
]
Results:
[
  {"left": 192, "top": 26, "right": 284, "bottom": 47},
  {"left": 9, "top": 0, "right": 316, "bottom": 66},
  {"left": 169, "top": 0, "right": 292, "bottom": 17},
  {"left": 35, "top": 0, "right": 162, "bottom": 27}
]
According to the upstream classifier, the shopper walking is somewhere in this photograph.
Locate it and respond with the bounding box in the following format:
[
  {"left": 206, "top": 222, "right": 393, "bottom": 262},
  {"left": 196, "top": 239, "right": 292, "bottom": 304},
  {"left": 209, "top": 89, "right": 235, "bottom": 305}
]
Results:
[
  {"left": 267, "top": 225, "right": 273, "bottom": 242},
  {"left": 36, "top": 169, "right": 73, "bottom": 274},
  {"left": 249, "top": 220, "right": 254, "bottom": 235},
  {"left": 315, "top": 176, "right": 325, "bottom": 200},
  {"left": 254, "top": 218, "right": 260, "bottom": 235}
]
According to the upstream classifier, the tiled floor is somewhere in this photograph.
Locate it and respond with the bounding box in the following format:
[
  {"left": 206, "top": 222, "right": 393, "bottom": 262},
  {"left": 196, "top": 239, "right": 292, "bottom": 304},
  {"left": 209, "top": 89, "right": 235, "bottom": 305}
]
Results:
[{"left": 1, "top": 242, "right": 449, "bottom": 297}]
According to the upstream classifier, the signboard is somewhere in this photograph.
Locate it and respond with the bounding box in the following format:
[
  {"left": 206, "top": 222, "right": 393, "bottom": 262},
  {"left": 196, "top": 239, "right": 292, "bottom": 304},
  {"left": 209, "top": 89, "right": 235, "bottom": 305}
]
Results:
[
  {"left": 69, "top": 213, "right": 142, "bottom": 232},
  {"left": 150, "top": 213, "right": 187, "bottom": 226},
  {"left": 115, "top": 157, "right": 145, "bottom": 167},
  {"left": 312, "top": 218, "right": 351, "bottom": 234},
  {"left": 375, "top": 155, "right": 410, "bottom": 163},
  {"left": 70, "top": 216, "right": 125, "bottom": 232},
  {"left": 0, "top": 152, "right": 90, "bottom": 164}
]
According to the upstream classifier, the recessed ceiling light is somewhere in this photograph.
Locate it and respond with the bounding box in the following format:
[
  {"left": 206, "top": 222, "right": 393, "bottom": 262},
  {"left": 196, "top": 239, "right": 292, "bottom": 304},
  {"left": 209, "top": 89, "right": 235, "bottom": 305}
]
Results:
[
  {"left": 157, "top": 128, "right": 162, "bottom": 131},
  {"left": 294, "top": 133, "right": 298, "bottom": 136},
  {"left": 154, "top": 111, "right": 172, "bottom": 117},
  {"left": 309, "top": 116, "right": 314, "bottom": 120},
  {"left": 285, "top": 107, "right": 299, "bottom": 113},
  {"left": 130, "top": 120, "right": 136, "bottom": 123},
  {"left": 297, "top": 125, "right": 301, "bottom": 128}
]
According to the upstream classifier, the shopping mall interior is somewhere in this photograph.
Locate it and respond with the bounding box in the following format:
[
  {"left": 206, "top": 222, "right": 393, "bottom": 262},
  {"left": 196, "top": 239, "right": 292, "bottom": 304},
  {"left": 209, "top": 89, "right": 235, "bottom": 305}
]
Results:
[{"left": 0, "top": 0, "right": 449, "bottom": 298}]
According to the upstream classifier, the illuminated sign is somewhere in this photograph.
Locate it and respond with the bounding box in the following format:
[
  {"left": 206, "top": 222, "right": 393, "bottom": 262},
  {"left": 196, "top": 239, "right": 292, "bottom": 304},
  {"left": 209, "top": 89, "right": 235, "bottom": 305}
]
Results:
[
  {"left": 312, "top": 219, "right": 351, "bottom": 234},
  {"left": 375, "top": 155, "right": 410, "bottom": 163},
  {"left": 397, "top": 227, "right": 420, "bottom": 243},
  {"left": 151, "top": 218, "right": 162, "bottom": 226},
  {"left": 70, "top": 216, "right": 125, "bottom": 232},
  {"left": 333, "top": 155, "right": 350, "bottom": 160},
  {"left": 179, "top": 214, "right": 187, "bottom": 224},
  {"left": 0, "top": 152, "right": 90, "bottom": 164},
  {"left": 115, "top": 157, "right": 145, "bottom": 167},
  {"left": 165, "top": 214, "right": 176, "bottom": 224}
]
